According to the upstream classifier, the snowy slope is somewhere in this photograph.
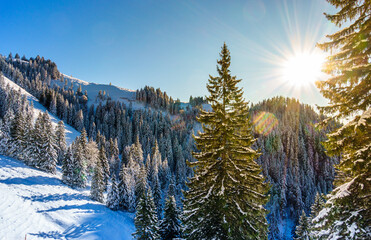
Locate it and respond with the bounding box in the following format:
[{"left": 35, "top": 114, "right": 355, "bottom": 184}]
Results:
[
  {"left": 53, "top": 74, "right": 145, "bottom": 110},
  {"left": 0, "top": 155, "right": 135, "bottom": 240},
  {"left": 3, "top": 76, "right": 79, "bottom": 145}
]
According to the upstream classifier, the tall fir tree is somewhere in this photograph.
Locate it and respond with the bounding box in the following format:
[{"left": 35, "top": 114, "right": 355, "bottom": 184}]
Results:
[
  {"left": 314, "top": 0, "right": 371, "bottom": 238},
  {"left": 62, "top": 146, "right": 74, "bottom": 185},
  {"left": 90, "top": 160, "right": 104, "bottom": 203},
  {"left": 98, "top": 145, "right": 110, "bottom": 191},
  {"left": 184, "top": 43, "right": 269, "bottom": 239},
  {"left": 160, "top": 194, "right": 182, "bottom": 240},
  {"left": 133, "top": 188, "right": 160, "bottom": 240},
  {"left": 106, "top": 174, "right": 120, "bottom": 210},
  {"left": 310, "top": 192, "right": 324, "bottom": 219},
  {"left": 295, "top": 210, "right": 310, "bottom": 240},
  {"left": 55, "top": 120, "right": 67, "bottom": 164},
  {"left": 38, "top": 112, "right": 57, "bottom": 173},
  {"left": 71, "top": 135, "right": 87, "bottom": 188}
]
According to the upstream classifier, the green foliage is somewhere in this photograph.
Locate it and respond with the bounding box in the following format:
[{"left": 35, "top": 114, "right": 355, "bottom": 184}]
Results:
[
  {"left": 314, "top": 0, "right": 371, "bottom": 238},
  {"left": 184, "top": 43, "right": 269, "bottom": 239},
  {"left": 133, "top": 188, "right": 160, "bottom": 240}
]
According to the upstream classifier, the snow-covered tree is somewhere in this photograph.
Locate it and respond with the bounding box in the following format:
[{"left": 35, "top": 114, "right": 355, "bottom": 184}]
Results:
[
  {"left": 106, "top": 174, "right": 120, "bottom": 210},
  {"left": 295, "top": 210, "right": 310, "bottom": 240},
  {"left": 310, "top": 192, "right": 325, "bottom": 219},
  {"left": 159, "top": 194, "right": 182, "bottom": 240},
  {"left": 98, "top": 145, "right": 110, "bottom": 190},
  {"left": 71, "top": 135, "right": 87, "bottom": 188},
  {"left": 133, "top": 188, "right": 160, "bottom": 240},
  {"left": 314, "top": 0, "right": 371, "bottom": 238},
  {"left": 90, "top": 160, "right": 104, "bottom": 203},
  {"left": 62, "top": 146, "right": 74, "bottom": 185},
  {"left": 184, "top": 44, "right": 269, "bottom": 239},
  {"left": 55, "top": 120, "right": 67, "bottom": 164}
]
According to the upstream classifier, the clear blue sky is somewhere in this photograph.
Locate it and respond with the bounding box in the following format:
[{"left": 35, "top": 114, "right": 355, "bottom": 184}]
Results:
[{"left": 0, "top": 0, "right": 336, "bottom": 105}]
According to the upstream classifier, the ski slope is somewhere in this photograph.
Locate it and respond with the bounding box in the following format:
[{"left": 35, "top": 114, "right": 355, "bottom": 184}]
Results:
[
  {"left": 0, "top": 155, "right": 135, "bottom": 240},
  {"left": 2, "top": 76, "right": 79, "bottom": 145}
]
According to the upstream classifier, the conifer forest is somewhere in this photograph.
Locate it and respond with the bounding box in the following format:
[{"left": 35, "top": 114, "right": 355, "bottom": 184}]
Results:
[{"left": 0, "top": 0, "right": 369, "bottom": 239}]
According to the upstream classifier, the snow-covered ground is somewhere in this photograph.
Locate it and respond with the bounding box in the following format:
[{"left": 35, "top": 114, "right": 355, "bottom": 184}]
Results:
[
  {"left": 53, "top": 74, "right": 145, "bottom": 110},
  {"left": 0, "top": 155, "right": 135, "bottom": 240},
  {"left": 3, "top": 76, "right": 80, "bottom": 145}
]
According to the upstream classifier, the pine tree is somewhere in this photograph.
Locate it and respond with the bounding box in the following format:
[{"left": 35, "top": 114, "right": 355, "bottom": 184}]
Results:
[
  {"left": 38, "top": 112, "right": 57, "bottom": 173},
  {"left": 106, "top": 174, "right": 120, "bottom": 210},
  {"left": 295, "top": 210, "right": 310, "bottom": 240},
  {"left": 315, "top": 1, "right": 371, "bottom": 238},
  {"left": 160, "top": 194, "right": 182, "bottom": 240},
  {"left": 98, "top": 145, "right": 110, "bottom": 191},
  {"left": 62, "top": 146, "right": 74, "bottom": 185},
  {"left": 133, "top": 188, "right": 160, "bottom": 240},
  {"left": 90, "top": 160, "right": 104, "bottom": 203},
  {"left": 184, "top": 43, "right": 269, "bottom": 239},
  {"left": 55, "top": 120, "right": 67, "bottom": 164},
  {"left": 152, "top": 175, "right": 162, "bottom": 219},
  {"left": 310, "top": 192, "right": 324, "bottom": 219},
  {"left": 71, "top": 135, "right": 87, "bottom": 188}
]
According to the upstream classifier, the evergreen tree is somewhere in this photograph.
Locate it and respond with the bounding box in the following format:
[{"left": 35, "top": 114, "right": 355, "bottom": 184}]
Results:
[
  {"left": 71, "top": 135, "right": 87, "bottom": 188},
  {"left": 55, "top": 120, "right": 67, "bottom": 164},
  {"left": 184, "top": 44, "right": 269, "bottom": 239},
  {"left": 133, "top": 188, "right": 160, "bottom": 240},
  {"left": 90, "top": 160, "right": 104, "bottom": 203},
  {"left": 38, "top": 112, "right": 57, "bottom": 173},
  {"left": 152, "top": 175, "right": 162, "bottom": 219},
  {"left": 98, "top": 145, "right": 110, "bottom": 191},
  {"left": 315, "top": 0, "right": 371, "bottom": 238},
  {"left": 106, "top": 174, "right": 120, "bottom": 210},
  {"left": 8, "top": 111, "right": 27, "bottom": 160},
  {"left": 62, "top": 146, "right": 74, "bottom": 185},
  {"left": 310, "top": 193, "right": 324, "bottom": 219},
  {"left": 160, "top": 194, "right": 182, "bottom": 240},
  {"left": 295, "top": 210, "right": 310, "bottom": 240}
]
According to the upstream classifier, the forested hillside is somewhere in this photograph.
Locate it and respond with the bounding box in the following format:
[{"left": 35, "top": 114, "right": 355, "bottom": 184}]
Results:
[
  {"left": 0, "top": 53, "right": 338, "bottom": 239},
  {"left": 251, "top": 97, "right": 338, "bottom": 239}
]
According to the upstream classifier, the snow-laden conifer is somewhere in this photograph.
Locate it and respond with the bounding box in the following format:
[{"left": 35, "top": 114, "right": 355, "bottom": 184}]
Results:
[
  {"left": 90, "top": 160, "right": 104, "bottom": 203},
  {"left": 184, "top": 43, "right": 269, "bottom": 239},
  {"left": 106, "top": 174, "right": 120, "bottom": 210},
  {"left": 315, "top": 0, "right": 371, "bottom": 238},
  {"left": 133, "top": 187, "right": 160, "bottom": 240},
  {"left": 295, "top": 210, "right": 310, "bottom": 240},
  {"left": 159, "top": 194, "right": 182, "bottom": 240}
]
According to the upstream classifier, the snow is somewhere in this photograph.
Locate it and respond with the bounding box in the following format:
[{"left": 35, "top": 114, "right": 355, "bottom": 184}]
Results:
[
  {"left": 2, "top": 76, "right": 80, "bottom": 145},
  {"left": 53, "top": 74, "right": 145, "bottom": 110},
  {"left": 0, "top": 155, "right": 135, "bottom": 239}
]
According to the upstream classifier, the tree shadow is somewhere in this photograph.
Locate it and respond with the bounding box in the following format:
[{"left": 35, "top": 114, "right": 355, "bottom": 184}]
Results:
[
  {"left": 23, "top": 193, "right": 91, "bottom": 203},
  {"left": 0, "top": 176, "right": 61, "bottom": 186},
  {"left": 37, "top": 203, "right": 103, "bottom": 214}
]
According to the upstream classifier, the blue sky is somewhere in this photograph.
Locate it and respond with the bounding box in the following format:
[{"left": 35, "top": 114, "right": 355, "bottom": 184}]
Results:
[{"left": 0, "top": 0, "right": 337, "bottom": 105}]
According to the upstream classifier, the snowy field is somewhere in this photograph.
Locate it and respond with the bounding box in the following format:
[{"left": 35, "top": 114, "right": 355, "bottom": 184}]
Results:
[{"left": 0, "top": 155, "right": 135, "bottom": 240}]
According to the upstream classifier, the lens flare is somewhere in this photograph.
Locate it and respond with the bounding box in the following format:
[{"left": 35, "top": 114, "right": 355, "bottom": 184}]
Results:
[{"left": 252, "top": 111, "right": 279, "bottom": 136}]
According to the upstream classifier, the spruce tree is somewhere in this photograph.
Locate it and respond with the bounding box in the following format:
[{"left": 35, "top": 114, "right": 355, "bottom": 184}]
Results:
[
  {"left": 295, "top": 210, "right": 310, "bottom": 240},
  {"left": 133, "top": 188, "right": 160, "bottom": 240},
  {"left": 98, "top": 145, "right": 110, "bottom": 191},
  {"left": 315, "top": 1, "right": 371, "bottom": 238},
  {"left": 106, "top": 174, "right": 120, "bottom": 210},
  {"left": 62, "top": 146, "right": 74, "bottom": 185},
  {"left": 90, "top": 160, "right": 104, "bottom": 203},
  {"left": 71, "top": 135, "right": 87, "bottom": 188},
  {"left": 184, "top": 43, "right": 269, "bottom": 239},
  {"left": 310, "top": 192, "right": 324, "bottom": 219},
  {"left": 55, "top": 120, "right": 67, "bottom": 164},
  {"left": 160, "top": 195, "right": 182, "bottom": 240}
]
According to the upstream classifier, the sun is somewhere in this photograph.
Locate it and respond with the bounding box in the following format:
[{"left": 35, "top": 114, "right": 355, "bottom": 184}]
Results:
[{"left": 282, "top": 51, "right": 326, "bottom": 87}]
